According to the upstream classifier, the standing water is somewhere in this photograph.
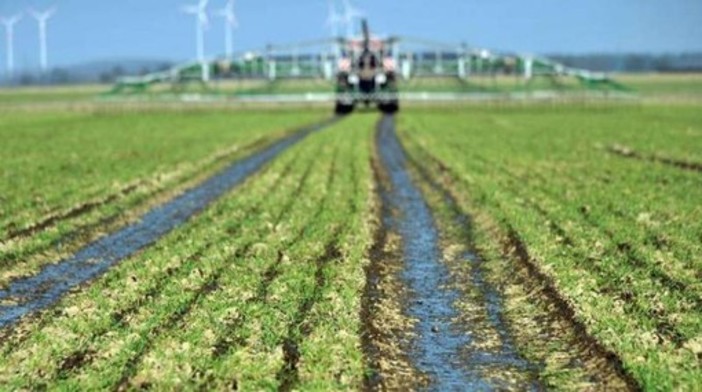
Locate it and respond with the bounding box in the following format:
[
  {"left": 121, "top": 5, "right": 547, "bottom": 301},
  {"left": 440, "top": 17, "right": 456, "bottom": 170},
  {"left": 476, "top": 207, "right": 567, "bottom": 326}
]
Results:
[{"left": 376, "top": 115, "right": 538, "bottom": 390}]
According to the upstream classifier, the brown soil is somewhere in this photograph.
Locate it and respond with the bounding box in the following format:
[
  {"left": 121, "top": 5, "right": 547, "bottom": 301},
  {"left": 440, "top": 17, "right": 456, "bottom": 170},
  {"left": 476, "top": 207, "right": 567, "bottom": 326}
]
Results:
[{"left": 360, "top": 152, "right": 428, "bottom": 390}]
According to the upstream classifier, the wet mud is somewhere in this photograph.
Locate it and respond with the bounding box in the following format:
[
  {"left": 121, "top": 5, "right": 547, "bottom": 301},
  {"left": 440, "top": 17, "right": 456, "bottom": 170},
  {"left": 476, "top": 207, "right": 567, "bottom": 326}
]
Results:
[
  {"left": 370, "top": 115, "right": 539, "bottom": 390},
  {"left": 0, "top": 118, "right": 337, "bottom": 328},
  {"left": 403, "top": 135, "right": 639, "bottom": 390}
]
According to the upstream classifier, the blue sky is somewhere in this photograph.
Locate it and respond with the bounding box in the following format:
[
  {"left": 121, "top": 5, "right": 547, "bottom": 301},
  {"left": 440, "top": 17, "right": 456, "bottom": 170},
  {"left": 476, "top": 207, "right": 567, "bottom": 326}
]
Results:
[{"left": 1, "top": 0, "right": 701, "bottom": 71}]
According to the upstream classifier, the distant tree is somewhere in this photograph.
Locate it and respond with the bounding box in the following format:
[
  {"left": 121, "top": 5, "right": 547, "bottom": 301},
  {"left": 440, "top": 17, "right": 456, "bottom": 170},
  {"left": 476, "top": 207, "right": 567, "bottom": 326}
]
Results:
[
  {"left": 156, "top": 62, "right": 173, "bottom": 72},
  {"left": 99, "top": 71, "right": 114, "bottom": 84},
  {"left": 111, "top": 65, "right": 126, "bottom": 79},
  {"left": 624, "top": 55, "right": 649, "bottom": 72},
  {"left": 49, "top": 68, "right": 71, "bottom": 84},
  {"left": 18, "top": 72, "right": 35, "bottom": 86},
  {"left": 653, "top": 55, "right": 673, "bottom": 72}
]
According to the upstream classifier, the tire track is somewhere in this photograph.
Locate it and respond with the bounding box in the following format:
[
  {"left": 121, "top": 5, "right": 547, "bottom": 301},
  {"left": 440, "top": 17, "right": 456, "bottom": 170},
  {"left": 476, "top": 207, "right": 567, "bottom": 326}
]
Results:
[
  {"left": 404, "top": 144, "right": 637, "bottom": 390},
  {"left": 115, "top": 136, "right": 341, "bottom": 389},
  {"left": 405, "top": 132, "right": 698, "bottom": 345},
  {"left": 0, "top": 146, "right": 303, "bottom": 357},
  {"left": 0, "top": 136, "right": 274, "bottom": 267},
  {"left": 55, "top": 135, "right": 324, "bottom": 391},
  {"left": 0, "top": 117, "right": 337, "bottom": 329},
  {"left": 2, "top": 140, "right": 308, "bottom": 387},
  {"left": 372, "top": 115, "right": 539, "bottom": 390},
  {"left": 402, "top": 135, "right": 639, "bottom": 389},
  {"left": 0, "top": 136, "right": 273, "bottom": 245},
  {"left": 0, "top": 182, "right": 144, "bottom": 244}
]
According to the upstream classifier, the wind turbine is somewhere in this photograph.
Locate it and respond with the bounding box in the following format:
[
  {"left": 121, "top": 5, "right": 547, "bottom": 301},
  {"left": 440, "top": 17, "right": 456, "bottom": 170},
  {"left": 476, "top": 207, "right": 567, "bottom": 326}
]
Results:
[
  {"left": 29, "top": 7, "right": 57, "bottom": 72},
  {"left": 341, "top": 0, "right": 363, "bottom": 38},
  {"left": 325, "top": 0, "right": 342, "bottom": 38},
  {"left": 1, "top": 14, "right": 22, "bottom": 77},
  {"left": 182, "top": 0, "right": 210, "bottom": 81},
  {"left": 216, "top": 0, "right": 238, "bottom": 60},
  {"left": 324, "top": 0, "right": 343, "bottom": 71}
]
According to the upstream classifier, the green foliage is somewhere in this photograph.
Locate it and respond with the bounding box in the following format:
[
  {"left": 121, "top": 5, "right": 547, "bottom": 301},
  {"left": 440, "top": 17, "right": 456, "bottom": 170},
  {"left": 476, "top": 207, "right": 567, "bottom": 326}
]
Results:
[
  {"left": 398, "top": 104, "right": 702, "bottom": 390},
  {"left": 0, "top": 109, "right": 326, "bottom": 288},
  {"left": 0, "top": 114, "right": 375, "bottom": 390}
]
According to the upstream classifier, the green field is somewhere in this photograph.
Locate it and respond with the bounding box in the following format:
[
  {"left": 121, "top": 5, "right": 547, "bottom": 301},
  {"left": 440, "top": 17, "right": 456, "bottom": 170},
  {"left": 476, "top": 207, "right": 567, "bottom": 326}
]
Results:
[
  {"left": 0, "top": 115, "right": 374, "bottom": 389},
  {"left": 0, "top": 73, "right": 699, "bottom": 103},
  {"left": 8, "top": 74, "right": 702, "bottom": 104},
  {"left": 618, "top": 73, "right": 702, "bottom": 100},
  {"left": 399, "top": 105, "right": 702, "bottom": 389},
  {"left": 0, "top": 78, "right": 701, "bottom": 390},
  {"left": 0, "top": 109, "right": 326, "bottom": 284}
]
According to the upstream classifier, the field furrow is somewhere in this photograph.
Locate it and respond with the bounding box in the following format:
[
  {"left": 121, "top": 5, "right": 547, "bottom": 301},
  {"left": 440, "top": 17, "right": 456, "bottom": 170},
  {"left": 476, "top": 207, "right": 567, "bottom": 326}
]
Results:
[
  {"left": 0, "top": 113, "right": 377, "bottom": 390},
  {"left": 398, "top": 106, "right": 701, "bottom": 389},
  {"left": 0, "top": 110, "right": 327, "bottom": 274},
  {"left": 1, "top": 100, "right": 699, "bottom": 391},
  {"left": 409, "top": 134, "right": 702, "bottom": 342}
]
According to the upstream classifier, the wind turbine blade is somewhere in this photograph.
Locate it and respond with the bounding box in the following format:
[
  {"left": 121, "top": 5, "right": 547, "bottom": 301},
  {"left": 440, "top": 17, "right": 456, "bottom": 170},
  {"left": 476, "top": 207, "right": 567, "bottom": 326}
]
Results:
[
  {"left": 217, "top": 0, "right": 237, "bottom": 27},
  {"left": 28, "top": 7, "right": 57, "bottom": 21},
  {"left": 10, "top": 14, "right": 23, "bottom": 24}
]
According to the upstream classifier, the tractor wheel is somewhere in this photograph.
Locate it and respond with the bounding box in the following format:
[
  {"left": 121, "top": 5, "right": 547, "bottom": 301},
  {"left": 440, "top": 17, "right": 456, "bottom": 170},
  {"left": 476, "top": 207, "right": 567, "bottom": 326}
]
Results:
[
  {"left": 335, "top": 102, "right": 354, "bottom": 115},
  {"left": 379, "top": 101, "right": 399, "bottom": 114}
]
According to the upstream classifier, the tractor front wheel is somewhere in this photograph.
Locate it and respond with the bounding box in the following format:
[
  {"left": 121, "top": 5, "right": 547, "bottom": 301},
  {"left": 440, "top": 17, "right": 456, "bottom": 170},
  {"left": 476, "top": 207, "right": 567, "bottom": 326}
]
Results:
[
  {"left": 379, "top": 101, "right": 399, "bottom": 114},
  {"left": 335, "top": 102, "right": 355, "bottom": 115}
]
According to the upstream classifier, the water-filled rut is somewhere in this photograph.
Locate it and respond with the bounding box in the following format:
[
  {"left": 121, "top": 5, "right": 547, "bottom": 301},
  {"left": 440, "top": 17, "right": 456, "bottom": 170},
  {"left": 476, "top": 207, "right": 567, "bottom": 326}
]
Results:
[
  {"left": 0, "top": 118, "right": 337, "bottom": 328},
  {"left": 373, "top": 115, "right": 539, "bottom": 390}
]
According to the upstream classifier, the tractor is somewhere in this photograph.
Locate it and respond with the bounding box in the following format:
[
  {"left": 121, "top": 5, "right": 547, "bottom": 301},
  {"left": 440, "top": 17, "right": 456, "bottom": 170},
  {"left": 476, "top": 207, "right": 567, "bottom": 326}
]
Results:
[{"left": 335, "top": 20, "right": 399, "bottom": 115}]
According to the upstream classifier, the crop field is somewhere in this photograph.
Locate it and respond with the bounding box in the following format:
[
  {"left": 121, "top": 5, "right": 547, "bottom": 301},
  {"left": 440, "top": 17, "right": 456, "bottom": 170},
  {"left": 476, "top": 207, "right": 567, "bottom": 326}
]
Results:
[
  {"left": 0, "top": 73, "right": 698, "bottom": 108},
  {"left": 0, "top": 80, "right": 700, "bottom": 390},
  {"left": 398, "top": 105, "right": 701, "bottom": 389},
  {"left": 0, "top": 109, "right": 325, "bottom": 284}
]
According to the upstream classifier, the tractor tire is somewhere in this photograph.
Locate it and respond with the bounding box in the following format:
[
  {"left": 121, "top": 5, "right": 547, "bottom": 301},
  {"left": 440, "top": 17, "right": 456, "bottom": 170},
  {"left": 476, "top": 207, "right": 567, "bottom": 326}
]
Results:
[
  {"left": 379, "top": 101, "right": 399, "bottom": 114},
  {"left": 335, "top": 102, "right": 354, "bottom": 115}
]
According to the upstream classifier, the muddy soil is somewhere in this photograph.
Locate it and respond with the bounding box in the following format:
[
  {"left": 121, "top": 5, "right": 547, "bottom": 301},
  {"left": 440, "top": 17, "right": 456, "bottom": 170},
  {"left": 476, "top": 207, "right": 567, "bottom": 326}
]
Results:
[
  {"left": 363, "top": 115, "right": 637, "bottom": 391},
  {"left": 364, "top": 115, "right": 539, "bottom": 390}
]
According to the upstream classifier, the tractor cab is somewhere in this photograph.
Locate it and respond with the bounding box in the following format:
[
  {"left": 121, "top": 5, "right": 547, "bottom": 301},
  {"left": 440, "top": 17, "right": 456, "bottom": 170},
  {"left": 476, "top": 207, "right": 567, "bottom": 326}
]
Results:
[{"left": 334, "top": 19, "right": 399, "bottom": 115}]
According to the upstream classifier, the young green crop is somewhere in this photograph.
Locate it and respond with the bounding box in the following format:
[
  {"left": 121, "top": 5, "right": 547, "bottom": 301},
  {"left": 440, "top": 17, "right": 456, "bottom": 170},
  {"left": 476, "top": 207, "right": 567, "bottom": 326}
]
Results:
[
  {"left": 0, "top": 108, "right": 324, "bottom": 234},
  {"left": 398, "top": 104, "right": 702, "bottom": 389},
  {"left": 0, "top": 108, "right": 326, "bottom": 285},
  {"left": 0, "top": 113, "right": 376, "bottom": 390}
]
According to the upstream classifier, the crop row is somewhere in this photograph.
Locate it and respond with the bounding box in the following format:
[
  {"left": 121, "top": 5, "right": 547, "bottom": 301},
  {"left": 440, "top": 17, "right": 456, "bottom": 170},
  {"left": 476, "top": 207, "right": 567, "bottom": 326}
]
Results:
[
  {"left": 397, "top": 105, "right": 701, "bottom": 389},
  {"left": 0, "top": 109, "right": 322, "bottom": 233},
  {"left": 0, "top": 109, "right": 326, "bottom": 286},
  {"left": 0, "top": 114, "right": 376, "bottom": 390}
]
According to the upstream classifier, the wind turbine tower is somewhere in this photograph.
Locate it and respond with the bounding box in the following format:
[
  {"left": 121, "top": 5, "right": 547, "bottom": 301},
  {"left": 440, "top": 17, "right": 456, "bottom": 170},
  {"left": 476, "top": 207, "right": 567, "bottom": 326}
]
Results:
[
  {"left": 325, "top": 0, "right": 343, "bottom": 70},
  {"left": 325, "top": 0, "right": 342, "bottom": 38},
  {"left": 217, "top": 0, "right": 238, "bottom": 60},
  {"left": 29, "top": 7, "right": 57, "bottom": 72},
  {"left": 182, "top": 0, "right": 210, "bottom": 81},
  {"left": 341, "top": 0, "right": 363, "bottom": 39},
  {"left": 1, "top": 14, "right": 22, "bottom": 77}
]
